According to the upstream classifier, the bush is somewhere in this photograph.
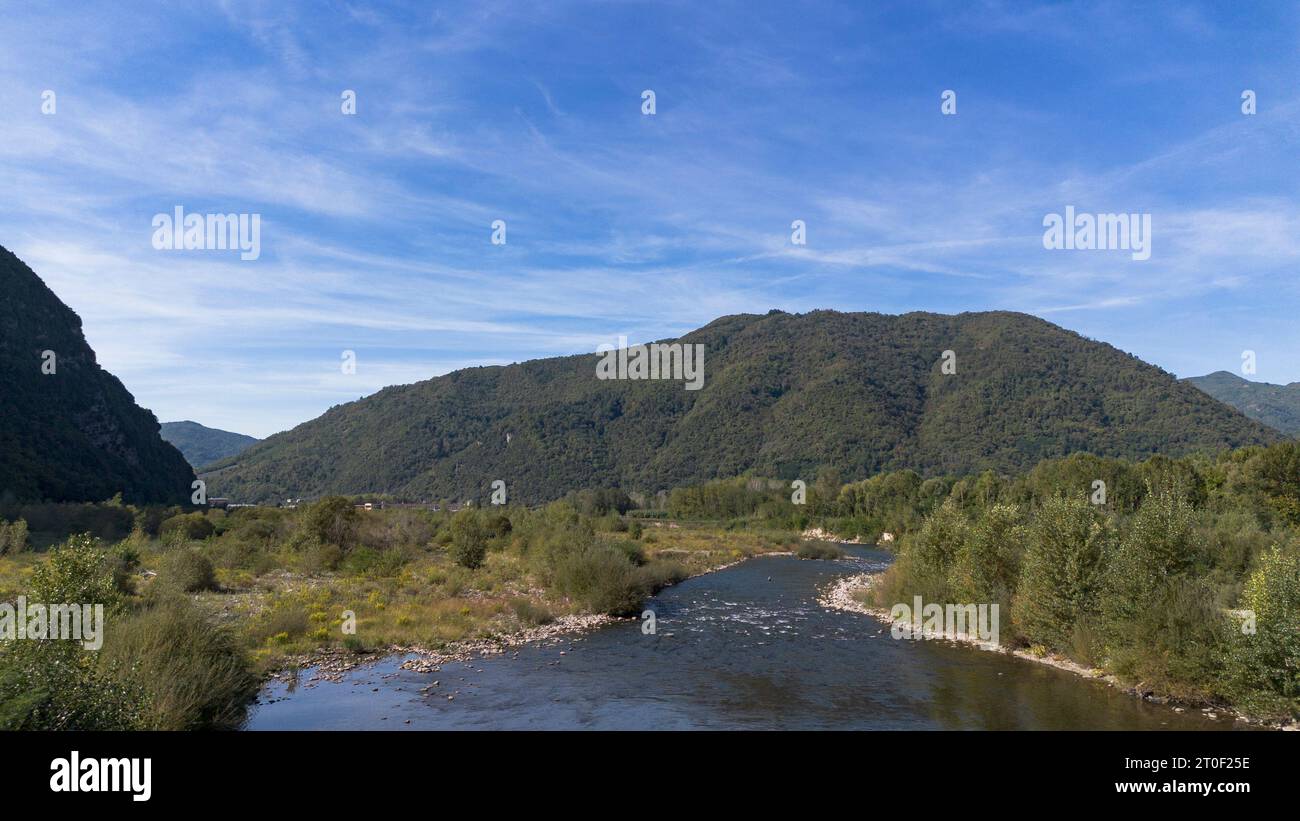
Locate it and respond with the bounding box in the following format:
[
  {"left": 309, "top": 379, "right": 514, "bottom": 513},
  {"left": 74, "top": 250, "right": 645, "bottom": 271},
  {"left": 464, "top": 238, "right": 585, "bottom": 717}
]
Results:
[
  {"left": 341, "top": 546, "right": 408, "bottom": 576},
  {"left": 157, "top": 549, "right": 217, "bottom": 593},
  {"left": 796, "top": 541, "right": 844, "bottom": 560},
  {"left": 509, "top": 598, "right": 555, "bottom": 626},
  {"left": 98, "top": 596, "right": 256, "bottom": 730},
  {"left": 486, "top": 513, "right": 513, "bottom": 538},
  {"left": 28, "top": 534, "right": 121, "bottom": 607},
  {"left": 633, "top": 560, "right": 688, "bottom": 593},
  {"left": 608, "top": 539, "right": 647, "bottom": 566},
  {"left": 250, "top": 602, "right": 311, "bottom": 644},
  {"left": 0, "top": 536, "right": 141, "bottom": 729},
  {"left": 949, "top": 503, "right": 1025, "bottom": 607},
  {"left": 300, "top": 496, "right": 359, "bottom": 549},
  {"left": 0, "top": 518, "right": 29, "bottom": 555},
  {"left": 159, "top": 512, "right": 215, "bottom": 541},
  {"left": 299, "top": 538, "right": 343, "bottom": 573},
  {"left": 552, "top": 545, "right": 644, "bottom": 616},
  {"left": 892, "top": 500, "right": 969, "bottom": 602},
  {"left": 0, "top": 640, "right": 145, "bottom": 730},
  {"left": 1105, "top": 576, "right": 1227, "bottom": 699},
  {"left": 451, "top": 510, "right": 487, "bottom": 569}
]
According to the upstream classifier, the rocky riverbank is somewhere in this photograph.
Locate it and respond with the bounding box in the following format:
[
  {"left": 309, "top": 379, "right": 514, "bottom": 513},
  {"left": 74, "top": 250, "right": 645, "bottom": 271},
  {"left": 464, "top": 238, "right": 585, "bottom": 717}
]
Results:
[
  {"left": 270, "top": 612, "right": 618, "bottom": 686},
  {"left": 800, "top": 527, "right": 868, "bottom": 544},
  {"left": 272, "top": 550, "right": 802, "bottom": 687}
]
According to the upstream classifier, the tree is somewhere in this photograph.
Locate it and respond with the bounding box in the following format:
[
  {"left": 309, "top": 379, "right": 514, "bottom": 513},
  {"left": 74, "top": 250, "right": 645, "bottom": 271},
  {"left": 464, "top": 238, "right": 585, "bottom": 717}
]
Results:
[
  {"left": 1223, "top": 547, "right": 1300, "bottom": 715},
  {"left": 301, "top": 496, "right": 359, "bottom": 549},
  {"left": 950, "top": 503, "right": 1025, "bottom": 607},
  {"left": 1099, "top": 487, "right": 1196, "bottom": 643},
  {"left": 451, "top": 509, "right": 487, "bottom": 569},
  {"left": 1013, "top": 496, "right": 1112, "bottom": 651}
]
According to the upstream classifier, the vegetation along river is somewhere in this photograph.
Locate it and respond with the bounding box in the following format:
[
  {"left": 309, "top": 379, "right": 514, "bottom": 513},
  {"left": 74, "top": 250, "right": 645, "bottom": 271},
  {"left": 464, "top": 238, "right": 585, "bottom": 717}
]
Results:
[{"left": 246, "top": 546, "right": 1245, "bottom": 730}]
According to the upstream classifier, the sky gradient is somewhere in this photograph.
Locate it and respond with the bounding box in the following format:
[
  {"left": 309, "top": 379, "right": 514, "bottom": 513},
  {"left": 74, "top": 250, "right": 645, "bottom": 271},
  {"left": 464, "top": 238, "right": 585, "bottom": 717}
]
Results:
[{"left": 2, "top": 0, "right": 1298, "bottom": 437}]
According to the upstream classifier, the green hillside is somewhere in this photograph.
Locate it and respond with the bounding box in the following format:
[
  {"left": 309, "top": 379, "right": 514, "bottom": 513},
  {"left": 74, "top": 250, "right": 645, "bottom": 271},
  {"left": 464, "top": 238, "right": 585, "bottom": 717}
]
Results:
[
  {"left": 161, "top": 421, "right": 260, "bottom": 470},
  {"left": 205, "top": 309, "right": 1280, "bottom": 504},
  {"left": 1185, "top": 370, "right": 1300, "bottom": 437}
]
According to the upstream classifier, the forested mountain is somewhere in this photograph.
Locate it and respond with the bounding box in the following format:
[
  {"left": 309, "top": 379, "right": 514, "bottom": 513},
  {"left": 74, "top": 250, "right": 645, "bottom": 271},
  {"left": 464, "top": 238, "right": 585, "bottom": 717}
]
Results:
[
  {"left": 161, "top": 421, "right": 260, "bottom": 469},
  {"left": 1185, "top": 371, "right": 1300, "bottom": 437},
  {"left": 205, "top": 309, "right": 1280, "bottom": 504},
  {"left": 0, "top": 246, "right": 194, "bottom": 504}
]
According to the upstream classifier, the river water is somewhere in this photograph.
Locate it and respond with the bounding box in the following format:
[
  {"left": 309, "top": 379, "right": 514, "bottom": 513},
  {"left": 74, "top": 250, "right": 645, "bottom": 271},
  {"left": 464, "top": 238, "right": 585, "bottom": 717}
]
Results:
[{"left": 246, "top": 546, "right": 1245, "bottom": 730}]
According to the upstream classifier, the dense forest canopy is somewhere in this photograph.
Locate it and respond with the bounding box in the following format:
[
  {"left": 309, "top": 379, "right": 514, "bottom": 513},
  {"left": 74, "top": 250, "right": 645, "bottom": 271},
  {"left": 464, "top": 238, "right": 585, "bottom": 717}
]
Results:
[{"left": 206, "top": 309, "right": 1280, "bottom": 504}]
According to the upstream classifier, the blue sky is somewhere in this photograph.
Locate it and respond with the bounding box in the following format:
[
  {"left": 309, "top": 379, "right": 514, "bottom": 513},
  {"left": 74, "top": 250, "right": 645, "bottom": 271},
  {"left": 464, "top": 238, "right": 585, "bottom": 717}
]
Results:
[{"left": 2, "top": 0, "right": 1298, "bottom": 437}]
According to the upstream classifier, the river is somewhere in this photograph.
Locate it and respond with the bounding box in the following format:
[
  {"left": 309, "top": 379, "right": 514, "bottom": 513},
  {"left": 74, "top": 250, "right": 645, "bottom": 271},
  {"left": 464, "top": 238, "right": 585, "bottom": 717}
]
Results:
[{"left": 246, "top": 546, "right": 1245, "bottom": 730}]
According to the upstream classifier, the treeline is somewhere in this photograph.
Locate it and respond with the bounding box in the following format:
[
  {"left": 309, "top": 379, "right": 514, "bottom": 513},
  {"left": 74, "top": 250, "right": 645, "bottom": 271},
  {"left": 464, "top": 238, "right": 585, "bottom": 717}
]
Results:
[
  {"left": 869, "top": 443, "right": 1300, "bottom": 720},
  {"left": 659, "top": 444, "right": 1300, "bottom": 542}
]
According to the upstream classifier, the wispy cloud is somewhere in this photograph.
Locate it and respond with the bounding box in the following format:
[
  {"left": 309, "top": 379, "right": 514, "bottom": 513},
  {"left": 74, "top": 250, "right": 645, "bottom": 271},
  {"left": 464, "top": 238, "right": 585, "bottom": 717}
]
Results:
[{"left": 1, "top": 0, "right": 1297, "bottom": 436}]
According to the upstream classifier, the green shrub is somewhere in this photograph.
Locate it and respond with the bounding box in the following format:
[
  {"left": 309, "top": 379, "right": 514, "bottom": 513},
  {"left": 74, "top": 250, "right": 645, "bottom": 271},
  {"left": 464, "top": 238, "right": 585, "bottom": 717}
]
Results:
[
  {"left": 159, "top": 512, "right": 215, "bottom": 541},
  {"left": 1105, "top": 576, "right": 1227, "bottom": 700},
  {"left": 0, "top": 535, "right": 140, "bottom": 730},
  {"left": 451, "top": 509, "right": 487, "bottom": 569},
  {"left": 509, "top": 597, "right": 555, "bottom": 626},
  {"left": 1222, "top": 547, "right": 1300, "bottom": 717},
  {"left": 28, "top": 534, "right": 121, "bottom": 607},
  {"left": 300, "top": 539, "right": 343, "bottom": 572},
  {"left": 0, "top": 518, "right": 29, "bottom": 555},
  {"left": 633, "top": 560, "right": 688, "bottom": 593},
  {"left": 300, "top": 496, "right": 359, "bottom": 549},
  {"left": 342, "top": 546, "right": 408, "bottom": 576},
  {"left": 99, "top": 596, "right": 256, "bottom": 730},
  {"left": 949, "top": 503, "right": 1025, "bottom": 608},
  {"left": 552, "top": 545, "right": 643, "bottom": 616},
  {"left": 608, "top": 539, "right": 647, "bottom": 565},
  {"left": 1100, "top": 488, "right": 1196, "bottom": 648},
  {"left": 157, "top": 549, "right": 217, "bottom": 593},
  {"left": 486, "top": 513, "right": 513, "bottom": 538},
  {"left": 796, "top": 541, "right": 845, "bottom": 560},
  {"left": 0, "top": 640, "right": 145, "bottom": 730},
  {"left": 893, "top": 500, "right": 968, "bottom": 602},
  {"left": 250, "top": 602, "right": 311, "bottom": 644}
]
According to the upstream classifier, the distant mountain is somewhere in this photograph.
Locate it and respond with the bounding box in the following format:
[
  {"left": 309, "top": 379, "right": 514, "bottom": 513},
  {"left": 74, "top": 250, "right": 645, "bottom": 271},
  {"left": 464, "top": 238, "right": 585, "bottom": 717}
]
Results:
[
  {"left": 1185, "top": 371, "right": 1300, "bottom": 437},
  {"left": 205, "top": 310, "right": 1281, "bottom": 504},
  {"left": 0, "top": 246, "right": 195, "bottom": 504},
  {"left": 160, "top": 421, "right": 260, "bottom": 470}
]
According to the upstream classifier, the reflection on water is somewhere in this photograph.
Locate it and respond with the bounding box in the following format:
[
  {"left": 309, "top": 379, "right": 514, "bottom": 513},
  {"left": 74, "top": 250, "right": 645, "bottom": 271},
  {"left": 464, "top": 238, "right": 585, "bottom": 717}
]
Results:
[{"left": 247, "top": 547, "right": 1245, "bottom": 730}]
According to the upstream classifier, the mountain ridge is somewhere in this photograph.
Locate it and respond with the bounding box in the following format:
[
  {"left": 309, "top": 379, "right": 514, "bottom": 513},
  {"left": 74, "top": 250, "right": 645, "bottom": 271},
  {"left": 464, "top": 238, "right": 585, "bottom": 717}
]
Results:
[
  {"left": 0, "top": 246, "right": 195, "bottom": 504},
  {"left": 160, "top": 421, "right": 260, "bottom": 470},
  {"left": 205, "top": 309, "right": 1281, "bottom": 504},
  {"left": 1184, "top": 370, "right": 1300, "bottom": 437}
]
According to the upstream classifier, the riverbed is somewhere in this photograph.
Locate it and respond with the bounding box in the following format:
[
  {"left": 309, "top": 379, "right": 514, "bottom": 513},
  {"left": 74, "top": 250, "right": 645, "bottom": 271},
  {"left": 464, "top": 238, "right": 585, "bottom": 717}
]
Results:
[{"left": 246, "top": 546, "right": 1245, "bottom": 730}]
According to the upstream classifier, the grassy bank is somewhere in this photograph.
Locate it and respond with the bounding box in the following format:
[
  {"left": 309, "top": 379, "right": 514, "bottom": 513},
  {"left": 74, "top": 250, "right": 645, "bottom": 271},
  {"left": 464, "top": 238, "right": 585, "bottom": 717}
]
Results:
[{"left": 0, "top": 500, "right": 797, "bottom": 729}]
